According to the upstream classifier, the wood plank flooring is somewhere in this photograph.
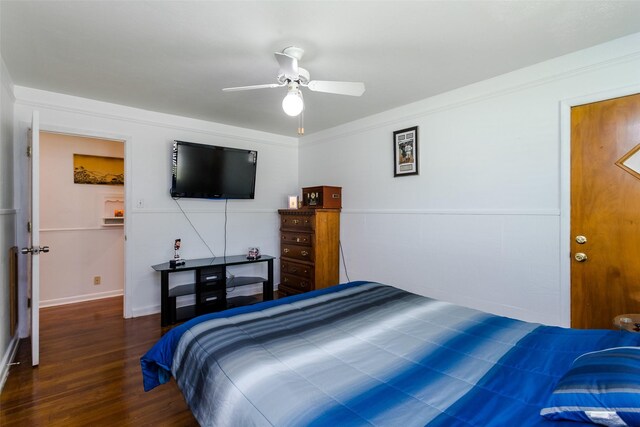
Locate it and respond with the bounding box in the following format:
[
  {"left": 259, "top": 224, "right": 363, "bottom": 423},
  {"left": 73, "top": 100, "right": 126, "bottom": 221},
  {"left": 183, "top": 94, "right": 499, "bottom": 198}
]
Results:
[{"left": 0, "top": 297, "right": 197, "bottom": 426}]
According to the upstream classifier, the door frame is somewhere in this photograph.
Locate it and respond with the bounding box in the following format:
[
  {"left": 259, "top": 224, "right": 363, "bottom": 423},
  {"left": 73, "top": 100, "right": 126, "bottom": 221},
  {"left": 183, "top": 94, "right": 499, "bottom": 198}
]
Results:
[
  {"left": 559, "top": 84, "right": 640, "bottom": 327},
  {"left": 19, "top": 120, "right": 133, "bottom": 323}
]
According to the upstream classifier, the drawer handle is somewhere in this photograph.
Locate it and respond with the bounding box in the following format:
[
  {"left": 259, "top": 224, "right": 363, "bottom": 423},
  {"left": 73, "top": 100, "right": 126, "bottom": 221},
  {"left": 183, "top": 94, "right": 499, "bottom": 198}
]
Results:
[
  {"left": 284, "top": 277, "right": 289, "bottom": 283},
  {"left": 291, "top": 267, "right": 298, "bottom": 273},
  {"left": 292, "top": 219, "right": 300, "bottom": 224},
  {"left": 283, "top": 248, "right": 290, "bottom": 254},
  {"left": 301, "top": 251, "right": 309, "bottom": 257}
]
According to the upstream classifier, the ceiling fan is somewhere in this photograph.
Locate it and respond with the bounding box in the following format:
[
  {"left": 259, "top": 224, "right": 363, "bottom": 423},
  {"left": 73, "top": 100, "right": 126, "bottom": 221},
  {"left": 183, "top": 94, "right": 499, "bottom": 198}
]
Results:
[{"left": 222, "top": 46, "right": 365, "bottom": 134}]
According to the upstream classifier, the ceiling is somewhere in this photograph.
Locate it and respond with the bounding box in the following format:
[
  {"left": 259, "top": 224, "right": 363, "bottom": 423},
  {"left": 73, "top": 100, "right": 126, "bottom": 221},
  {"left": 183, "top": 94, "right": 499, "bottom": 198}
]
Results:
[{"left": 2, "top": 1, "right": 640, "bottom": 137}]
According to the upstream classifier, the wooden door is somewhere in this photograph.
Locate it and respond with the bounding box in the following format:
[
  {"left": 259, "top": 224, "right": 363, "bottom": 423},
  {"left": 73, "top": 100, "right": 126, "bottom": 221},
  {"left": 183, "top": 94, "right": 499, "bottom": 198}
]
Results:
[
  {"left": 23, "top": 111, "right": 43, "bottom": 365},
  {"left": 571, "top": 93, "right": 640, "bottom": 329}
]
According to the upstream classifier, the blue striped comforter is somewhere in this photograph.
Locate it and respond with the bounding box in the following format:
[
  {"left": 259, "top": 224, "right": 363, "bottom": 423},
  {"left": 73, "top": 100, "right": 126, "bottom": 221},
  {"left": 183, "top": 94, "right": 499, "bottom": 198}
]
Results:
[{"left": 141, "top": 281, "right": 640, "bottom": 426}]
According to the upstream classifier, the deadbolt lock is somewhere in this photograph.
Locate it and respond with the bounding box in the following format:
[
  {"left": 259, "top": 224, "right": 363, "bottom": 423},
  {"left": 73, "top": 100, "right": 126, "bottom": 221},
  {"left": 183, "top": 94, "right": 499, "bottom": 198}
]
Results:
[
  {"left": 575, "top": 235, "right": 587, "bottom": 244},
  {"left": 574, "top": 252, "right": 588, "bottom": 262}
]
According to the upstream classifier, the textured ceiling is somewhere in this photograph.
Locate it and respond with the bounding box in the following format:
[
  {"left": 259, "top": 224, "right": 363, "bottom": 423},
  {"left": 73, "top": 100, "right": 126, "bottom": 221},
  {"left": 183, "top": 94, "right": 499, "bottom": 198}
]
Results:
[{"left": 2, "top": 1, "right": 640, "bottom": 136}]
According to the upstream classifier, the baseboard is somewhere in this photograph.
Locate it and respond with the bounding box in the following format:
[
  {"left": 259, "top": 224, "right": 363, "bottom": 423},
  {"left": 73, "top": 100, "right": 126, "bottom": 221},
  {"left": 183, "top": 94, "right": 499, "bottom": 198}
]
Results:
[
  {"left": 131, "top": 304, "right": 160, "bottom": 318},
  {"left": 0, "top": 334, "right": 20, "bottom": 392},
  {"left": 40, "top": 289, "right": 124, "bottom": 308}
]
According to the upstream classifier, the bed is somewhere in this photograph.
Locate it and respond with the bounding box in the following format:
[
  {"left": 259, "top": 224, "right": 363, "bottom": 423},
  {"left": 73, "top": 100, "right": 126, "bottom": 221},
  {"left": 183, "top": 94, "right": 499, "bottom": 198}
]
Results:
[{"left": 141, "top": 281, "right": 640, "bottom": 426}]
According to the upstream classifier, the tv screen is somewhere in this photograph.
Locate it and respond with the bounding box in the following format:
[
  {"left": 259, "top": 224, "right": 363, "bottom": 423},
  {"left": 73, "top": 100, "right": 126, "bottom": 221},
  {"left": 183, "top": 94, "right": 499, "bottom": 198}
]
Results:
[{"left": 170, "top": 141, "right": 257, "bottom": 199}]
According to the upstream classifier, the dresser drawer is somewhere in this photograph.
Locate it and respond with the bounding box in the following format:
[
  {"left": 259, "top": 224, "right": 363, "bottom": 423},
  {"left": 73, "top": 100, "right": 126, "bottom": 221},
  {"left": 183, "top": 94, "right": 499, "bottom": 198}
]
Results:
[
  {"left": 281, "top": 260, "right": 313, "bottom": 279},
  {"left": 198, "top": 288, "right": 225, "bottom": 305},
  {"left": 281, "top": 231, "right": 312, "bottom": 246},
  {"left": 281, "top": 273, "right": 313, "bottom": 292},
  {"left": 281, "top": 244, "right": 313, "bottom": 262},
  {"left": 199, "top": 267, "right": 223, "bottom": 283},
  {"left": 280, "top": 214, "right": 313, "bottom": 231}
]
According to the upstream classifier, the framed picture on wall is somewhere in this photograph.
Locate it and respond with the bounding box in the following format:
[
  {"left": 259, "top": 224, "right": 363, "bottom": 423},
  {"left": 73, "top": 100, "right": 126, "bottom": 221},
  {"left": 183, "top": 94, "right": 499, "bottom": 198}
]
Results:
[
  {"left": 393, "top": 126, "right": 418, "bottom": 177},
  {"left": 73, "top": 154, "right": 124, "bottom": 185}
]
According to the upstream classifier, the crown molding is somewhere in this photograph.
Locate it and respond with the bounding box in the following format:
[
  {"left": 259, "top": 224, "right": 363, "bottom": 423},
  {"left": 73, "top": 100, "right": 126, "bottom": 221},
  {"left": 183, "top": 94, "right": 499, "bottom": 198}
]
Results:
[
  {"left": 13, "top": 87, "right": 298, "bottom": 149},
  {"left": 301, "top": 39, "right": 640, "bottom": 149}
]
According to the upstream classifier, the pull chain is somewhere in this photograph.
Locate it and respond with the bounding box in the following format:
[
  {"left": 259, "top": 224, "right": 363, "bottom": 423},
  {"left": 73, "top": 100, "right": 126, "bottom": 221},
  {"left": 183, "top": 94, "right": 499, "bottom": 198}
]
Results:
[{"left": 297, "top": 110, "right": 304, "bottom": 135}]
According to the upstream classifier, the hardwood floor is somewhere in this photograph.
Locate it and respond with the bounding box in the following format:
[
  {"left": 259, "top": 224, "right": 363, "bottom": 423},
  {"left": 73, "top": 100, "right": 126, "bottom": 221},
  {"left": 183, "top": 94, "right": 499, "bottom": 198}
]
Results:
[{"left": 0, "top": 297, "right": 197, "bottom": 426}]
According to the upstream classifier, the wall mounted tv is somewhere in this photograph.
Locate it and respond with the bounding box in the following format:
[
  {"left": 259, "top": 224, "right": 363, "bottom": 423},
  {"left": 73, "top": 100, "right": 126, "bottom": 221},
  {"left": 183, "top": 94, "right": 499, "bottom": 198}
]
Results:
[{"left": 170, "top": 141, "right": 257, "bottom": 199}]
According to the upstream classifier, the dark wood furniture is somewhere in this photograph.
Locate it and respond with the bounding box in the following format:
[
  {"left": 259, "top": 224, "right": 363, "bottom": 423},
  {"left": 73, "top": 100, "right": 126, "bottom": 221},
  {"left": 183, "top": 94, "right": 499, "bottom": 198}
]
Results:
[
  {"left": 278, "top": 208, "right": 340, "bottom": 297},
  {"left": 152, "top": 255, "right": 274, "bottom": 326},
  {"left": 302, "top": 186, "right": 342, "bottom": 209}
]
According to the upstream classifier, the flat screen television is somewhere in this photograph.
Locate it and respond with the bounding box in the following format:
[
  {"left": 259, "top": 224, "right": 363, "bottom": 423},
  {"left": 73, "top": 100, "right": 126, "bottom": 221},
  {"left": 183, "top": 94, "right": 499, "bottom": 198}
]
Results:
[{"left": 170, "top": 141, "right": 257, "bottom": 199}]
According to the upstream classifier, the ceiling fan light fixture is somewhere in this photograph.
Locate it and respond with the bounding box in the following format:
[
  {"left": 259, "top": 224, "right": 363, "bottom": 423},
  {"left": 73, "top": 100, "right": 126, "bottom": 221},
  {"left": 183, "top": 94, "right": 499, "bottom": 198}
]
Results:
[
  {"left": 282, "top": 87, "right": 304, "bottom": 117},
  {"left": 222, "top": 47, "right": 365, "bottom": 131}
]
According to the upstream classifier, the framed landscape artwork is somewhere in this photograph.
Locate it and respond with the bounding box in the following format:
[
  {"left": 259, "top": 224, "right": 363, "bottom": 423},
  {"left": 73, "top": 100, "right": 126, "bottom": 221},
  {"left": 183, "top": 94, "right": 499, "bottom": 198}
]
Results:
[
  {"left": 393, "top": 126, "right": 418, "bottom": 177},
  {"left": 73, "top": 154, "right": 124, "bottom": 185}
]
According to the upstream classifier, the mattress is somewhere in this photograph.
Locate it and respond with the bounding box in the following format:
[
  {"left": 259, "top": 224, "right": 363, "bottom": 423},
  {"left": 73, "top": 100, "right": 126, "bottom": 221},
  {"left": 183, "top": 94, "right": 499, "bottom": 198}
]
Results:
[{"left": 141, "top": 281, "right": 640, "bottom": 426}]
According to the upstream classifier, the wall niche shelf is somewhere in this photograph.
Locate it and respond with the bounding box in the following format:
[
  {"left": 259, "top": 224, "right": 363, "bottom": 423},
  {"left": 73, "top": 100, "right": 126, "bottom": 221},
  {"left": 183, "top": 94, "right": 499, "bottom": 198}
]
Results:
[
  {"left": 102, "top": 195, "right": 124, "bottom": 227},
  {"left": 102, "top": 216, "right": 124, "bottom": 226}
]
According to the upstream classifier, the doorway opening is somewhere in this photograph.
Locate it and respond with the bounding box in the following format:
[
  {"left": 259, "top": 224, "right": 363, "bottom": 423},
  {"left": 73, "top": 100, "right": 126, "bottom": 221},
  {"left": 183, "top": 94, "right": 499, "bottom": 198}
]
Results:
[{"left": 38, "top": 131, "right": 125, "bottom": 311}]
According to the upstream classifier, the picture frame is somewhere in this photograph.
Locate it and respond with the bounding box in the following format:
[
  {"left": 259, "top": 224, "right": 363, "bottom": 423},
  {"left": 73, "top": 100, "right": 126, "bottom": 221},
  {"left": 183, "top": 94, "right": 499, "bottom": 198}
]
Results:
[
  {"left": 73, "top": 154, "right": 124, "bottom": 185},
  {"left": 288, "top": 195, "right": 299, "bottom": 209},
  {"left": 393, "top": 126, "right": 419, "bottom": 177}
]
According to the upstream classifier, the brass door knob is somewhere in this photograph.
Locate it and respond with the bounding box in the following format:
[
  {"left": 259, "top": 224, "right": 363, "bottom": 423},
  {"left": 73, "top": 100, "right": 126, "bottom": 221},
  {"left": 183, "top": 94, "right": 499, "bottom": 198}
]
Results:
[
  {"left": 574, "top": 252, "right": 588, "bottom": 262},
  {"left": 575, "top": 235, "right": 587, "bottom": 244}
]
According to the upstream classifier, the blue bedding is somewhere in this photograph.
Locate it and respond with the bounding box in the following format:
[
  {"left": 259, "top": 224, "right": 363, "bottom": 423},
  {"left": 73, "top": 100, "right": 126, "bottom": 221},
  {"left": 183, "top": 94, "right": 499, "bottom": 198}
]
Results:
[{"left": 141, "top": 281, "right": 640, "bottom": 426}]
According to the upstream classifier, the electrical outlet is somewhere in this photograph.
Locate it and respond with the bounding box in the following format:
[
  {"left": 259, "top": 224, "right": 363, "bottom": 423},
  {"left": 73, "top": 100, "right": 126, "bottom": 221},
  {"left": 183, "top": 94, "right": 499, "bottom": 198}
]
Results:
[{"left": 94, "top": 276, "right": 101, "bottom": 286}]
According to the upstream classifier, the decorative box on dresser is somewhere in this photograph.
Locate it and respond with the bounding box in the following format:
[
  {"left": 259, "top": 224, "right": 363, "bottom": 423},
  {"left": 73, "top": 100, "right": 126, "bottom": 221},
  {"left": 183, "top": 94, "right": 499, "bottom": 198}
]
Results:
[{"left": 278, "top": 208, "right": 341, "bottom": 297}]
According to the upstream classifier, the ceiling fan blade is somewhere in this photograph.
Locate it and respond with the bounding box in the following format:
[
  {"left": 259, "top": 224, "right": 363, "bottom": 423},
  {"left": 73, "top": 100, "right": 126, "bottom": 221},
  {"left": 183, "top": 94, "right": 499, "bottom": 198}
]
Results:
[
  {"left": 306, "top": 80, "right": 365, "bottom": 96},
  {"left": 222, "top": 83, "right": 283, "bottom": 92},
  {"left": 274, "top": 52, "right": 299, "bottom": 79}
]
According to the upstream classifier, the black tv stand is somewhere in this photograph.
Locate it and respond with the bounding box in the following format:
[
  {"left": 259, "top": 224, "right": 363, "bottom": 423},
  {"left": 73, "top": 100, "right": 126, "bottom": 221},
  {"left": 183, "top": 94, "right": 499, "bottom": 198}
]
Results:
[{"left": 151, "top": 255, "right": 275, "bottom": 326}]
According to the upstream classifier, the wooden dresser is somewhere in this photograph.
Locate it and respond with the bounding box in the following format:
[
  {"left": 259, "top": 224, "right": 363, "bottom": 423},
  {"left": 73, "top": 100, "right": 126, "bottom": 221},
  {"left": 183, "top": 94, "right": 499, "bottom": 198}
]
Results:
[{"left": 278, "top": 208, "right": 340, "bottom": 296}]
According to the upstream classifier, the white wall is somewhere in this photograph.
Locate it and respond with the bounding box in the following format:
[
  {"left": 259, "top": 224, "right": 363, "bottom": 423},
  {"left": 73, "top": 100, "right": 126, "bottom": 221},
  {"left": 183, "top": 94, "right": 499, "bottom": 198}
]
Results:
[
  {"left": 0, "top": 50, "right": 18, "bottom": 387},
  {"left": 39, "top": 132, "right": 124, "bottom": 306},
  {"left": 8, "top": 30, "right": 640, "bottom": 338},
  {"left": 300, "top": 32, "right": 640, "bottom": 326},
  {"left": 13, "top": 89, "right": 298, "bottom": 325}
]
